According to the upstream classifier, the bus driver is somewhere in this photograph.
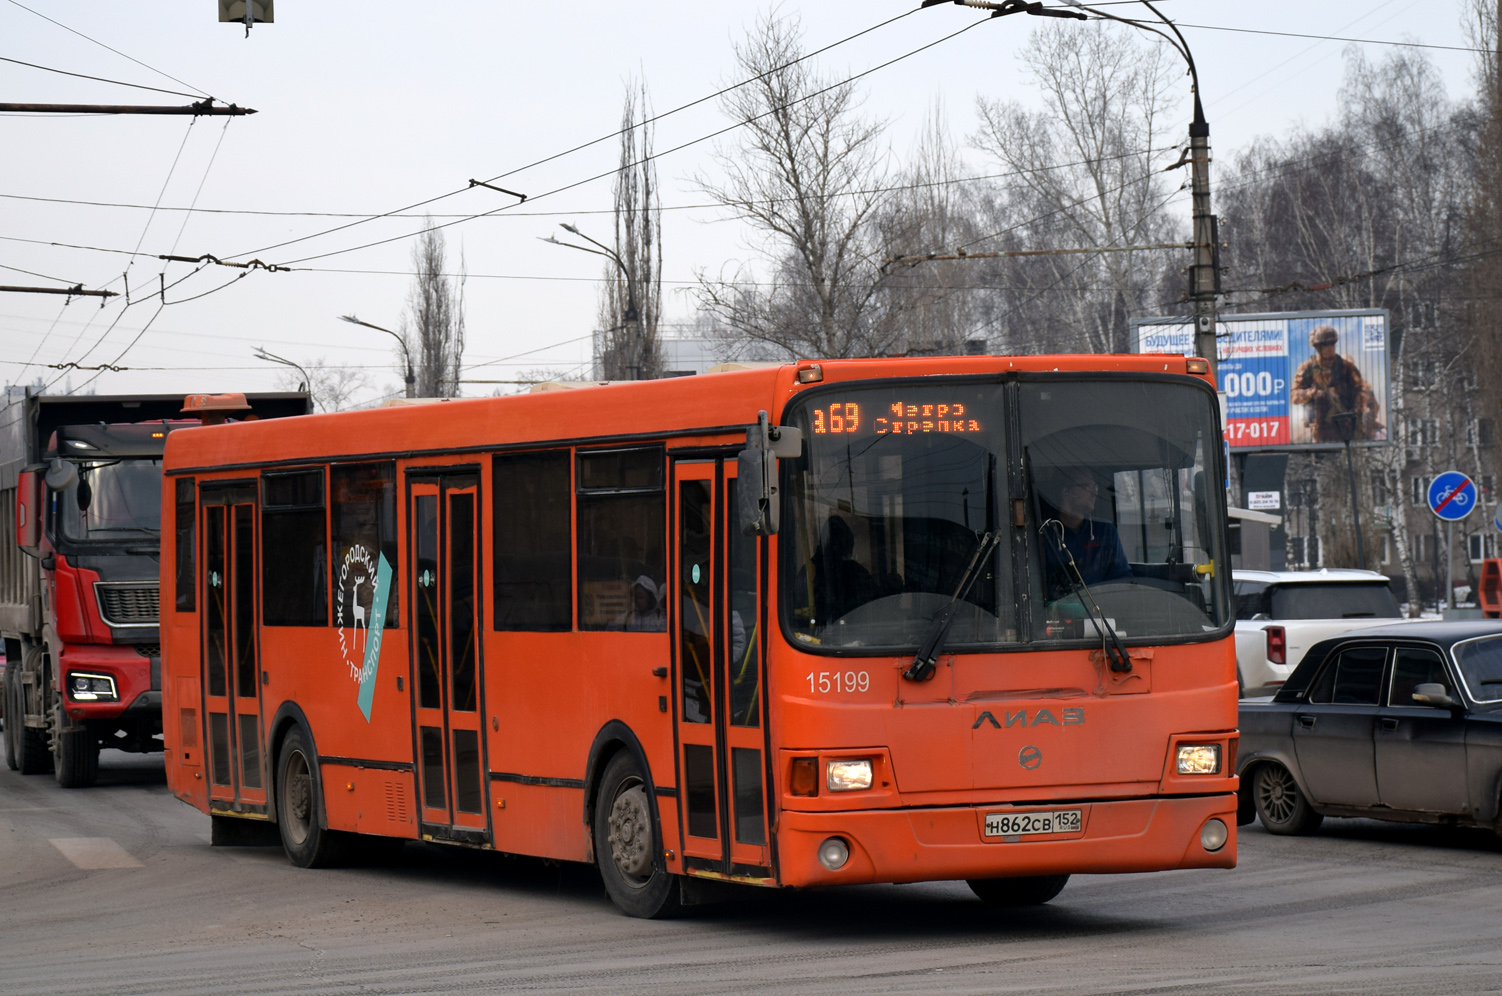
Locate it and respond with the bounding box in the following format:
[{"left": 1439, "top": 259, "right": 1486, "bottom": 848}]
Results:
[{"left": 1044, "top": 469, "right": 1132, "bottom": 588}]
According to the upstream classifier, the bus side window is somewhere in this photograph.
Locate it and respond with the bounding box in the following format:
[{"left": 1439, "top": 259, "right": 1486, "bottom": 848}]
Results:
[
  {"left": 262, "top": 468, "right": 329, "bottom": 626},
  {"left": 576, "top": 448, "right": 666, "bottom": 632},
  {"left": 331, "top": 462, "right": 399, "bottom": 629},
  {"left": 493, "top": 450, "right": 572, "bottom": 631},
  {"left": 175, "top": 477, "right": 195, "bottom": 612}
]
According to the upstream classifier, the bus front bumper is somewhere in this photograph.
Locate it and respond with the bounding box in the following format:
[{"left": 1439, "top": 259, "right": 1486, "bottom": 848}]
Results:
[{"left": 776, "top": 793, "right": 1237, "bottom": 888}]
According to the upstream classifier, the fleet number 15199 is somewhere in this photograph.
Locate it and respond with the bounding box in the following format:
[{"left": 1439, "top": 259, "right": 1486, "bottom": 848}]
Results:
[{"left": 807, "top": 671, "right": 870, "bottom": 693}]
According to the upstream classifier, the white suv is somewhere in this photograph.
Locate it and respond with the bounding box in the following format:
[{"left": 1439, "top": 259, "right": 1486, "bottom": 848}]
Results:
[{"left": 1232, "top": 569, "right": 1409, "bottom": 696}]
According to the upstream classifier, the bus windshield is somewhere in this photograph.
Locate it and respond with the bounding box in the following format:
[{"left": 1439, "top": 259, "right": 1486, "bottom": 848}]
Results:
[
  {"left": 53, "top": 457, "right": 163, "bottom": 544},
  {"left": 782, "top": 377, "right": 1229, "bottom": 651}
]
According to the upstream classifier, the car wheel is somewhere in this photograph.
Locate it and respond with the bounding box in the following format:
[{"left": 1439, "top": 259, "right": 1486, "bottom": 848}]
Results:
[
  {"left": 967, "top": 874, "right": 1070, "bottom": 906},
  {"left": 593, "top": 751, "right": 681, "bottom": 918},
  {"left": 1253, "top": 764, "right": 1323, "bottom": 836}
]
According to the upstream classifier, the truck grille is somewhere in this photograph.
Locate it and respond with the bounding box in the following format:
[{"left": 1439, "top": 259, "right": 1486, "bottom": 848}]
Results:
[{"left": 96, "top": 582, "right": 159, "bottom": 627}]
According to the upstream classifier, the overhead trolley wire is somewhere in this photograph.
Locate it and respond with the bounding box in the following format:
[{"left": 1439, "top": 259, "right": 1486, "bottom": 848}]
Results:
[
  {"left": 0, "top": 54, "right": 206, "bottom": 98},
  {"left": 223, "top": 5, "right": 932, "bottom": 263},
  {"left": 4, "top": 0, "right": 214, "bottom": 99}
]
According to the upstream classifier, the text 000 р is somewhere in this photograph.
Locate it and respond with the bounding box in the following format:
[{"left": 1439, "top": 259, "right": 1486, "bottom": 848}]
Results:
[{"left": 984, "top": 810, "right": 1082, "bottom": 838}]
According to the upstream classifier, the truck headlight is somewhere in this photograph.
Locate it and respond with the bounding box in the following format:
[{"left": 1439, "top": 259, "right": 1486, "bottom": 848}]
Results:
[
  {"left": 68, "top": 672, "right": 118, "bottom": 702},
  {"left": 1176, "top": 744, "right": 1221, "bottom": 775},
  {"left": 826, "top": 759, "right": 873, "bottom": 792}
]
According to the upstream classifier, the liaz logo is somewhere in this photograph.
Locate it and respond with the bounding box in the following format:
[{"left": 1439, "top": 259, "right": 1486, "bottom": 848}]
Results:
[{"left": 973, "top": 708, "right": 1084, "bottom": 730}]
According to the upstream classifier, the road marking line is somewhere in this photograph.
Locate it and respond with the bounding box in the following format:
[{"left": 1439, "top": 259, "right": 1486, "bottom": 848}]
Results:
[{"left": 50, "top": 837, "right": 143, "bottom": 869}]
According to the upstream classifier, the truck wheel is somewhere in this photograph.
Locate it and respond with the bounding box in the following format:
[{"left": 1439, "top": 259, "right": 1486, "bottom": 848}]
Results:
[
  {"left": 10, "top": 663, "right": 52, "bottom": 776},
  {"left": 4, "top": 664, "right": 19, "bottom": 771},
  {"left": 53, "top": 702, "right": 99, "bottom": 788},
  {"left": 967, "top": 874, "right": 1070, "bottom": 906},
  {"left": 275, "top": 726, "right": 350, "bottom": 868},
  {"left": 593, "top": 751, "right": 680, "bottom": 918},
  {"left": 1253, "top": 764, "right": 1323, "bottom": 836}
]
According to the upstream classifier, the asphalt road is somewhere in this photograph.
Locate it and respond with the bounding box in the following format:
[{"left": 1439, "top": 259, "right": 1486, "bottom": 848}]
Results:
[{"left": 3, "top": 750, "right": 1502, "bottom": 996}]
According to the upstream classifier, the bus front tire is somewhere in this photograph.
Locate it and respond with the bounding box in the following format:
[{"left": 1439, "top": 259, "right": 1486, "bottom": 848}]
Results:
[
  {"left": 967, "top": 874, "right": 1070, "bottom": 906},
  {"left": 53, "top": 703, "right": 99, "bottom": 788},
  {"left": 593, "top": 752, "right": 681, "bottom": 919},
  {"left": 275, "top": 726, "right": 350, "bottom": 868}
]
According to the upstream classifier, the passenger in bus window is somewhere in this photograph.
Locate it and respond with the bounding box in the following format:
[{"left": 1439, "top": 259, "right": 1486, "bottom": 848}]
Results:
[
  {"left": 812, "top": 514, "right": 878, "bottom": 625},
  {"left": 612, "top": 575, "right": 665, "bottom": 632},
  {"left": 1043, "top": 469, "right": 1132, "bottom": 590}
]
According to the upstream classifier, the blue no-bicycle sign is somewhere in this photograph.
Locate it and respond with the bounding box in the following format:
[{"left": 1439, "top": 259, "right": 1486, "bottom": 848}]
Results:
[{"left": 1428, "top": 471, "right": 1477, "bottom": 522}]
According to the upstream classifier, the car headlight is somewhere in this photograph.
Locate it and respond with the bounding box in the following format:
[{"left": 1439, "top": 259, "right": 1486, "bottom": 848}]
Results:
[
  {"left": 1176, "top": 744, "right": 1221, "bottom": 775},
  {"left": 826, "top": 759, "right": 873, "bottom": 792},
  {"left": 68, "top": 672, "right": 118, "bottom": 702}
]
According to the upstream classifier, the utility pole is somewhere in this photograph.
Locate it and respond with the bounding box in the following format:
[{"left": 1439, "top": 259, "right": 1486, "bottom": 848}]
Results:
[
  {"left": 1189, "top": 97, "right": 1221, "bottom": 381},
  {"left": 0, "top": 101, "right": 254, "bottom": 116}
]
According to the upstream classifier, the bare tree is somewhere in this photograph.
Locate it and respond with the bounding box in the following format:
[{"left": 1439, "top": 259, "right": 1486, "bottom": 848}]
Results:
[
  {"left": 694, "top": 11, "right": 897, "bottom": 360},
  {"left": 402, "top": 225, "right": 466, "bottom": 397},
  {"left": 272, "top": 356, "right": 373, "bottom": 413},
  {"left": 597, "top": 79, "right": 664, "bottom": 381},
  {"left": 969, "top": 21, "right": 1182, "bottom": 354}
]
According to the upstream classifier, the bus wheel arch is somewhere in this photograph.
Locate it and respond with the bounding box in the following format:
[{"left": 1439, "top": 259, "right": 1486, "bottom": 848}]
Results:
[{"left": 584, "top": 721, "right": 680, "bottom": 918}]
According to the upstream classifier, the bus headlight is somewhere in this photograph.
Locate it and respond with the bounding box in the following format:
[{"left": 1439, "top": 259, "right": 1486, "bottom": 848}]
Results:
[
  {"left": 1201, "top": 819, "right": 1228, "bottom": 851},
  {"left": 826, "top": 759, "right": 873, "bottom": 792},
  {"left": 68, "top": 672, "right": 118, "bottom": 702},
  {"left": 818, "top": 837, "right": 850, "bottom": 870},
  {"left": 1176, "top": 744, "right": 1221, "bottom": 775}
]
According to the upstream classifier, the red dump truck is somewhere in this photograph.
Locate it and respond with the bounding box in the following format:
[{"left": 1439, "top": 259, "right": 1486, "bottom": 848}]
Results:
[{"left": 1, "top": 389, "right": 309, "bottom": 786}]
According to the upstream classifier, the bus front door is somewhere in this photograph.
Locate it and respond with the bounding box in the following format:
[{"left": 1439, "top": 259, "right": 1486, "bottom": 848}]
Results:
[
  {"left": 200, "top": 482, "right": 266, "bottom": 814},
  {"left": 674, "top": 459, "right": 771, "bottom": 880},
  {"left": 407, "top": 471, "right": 489, "bottom": 842}
]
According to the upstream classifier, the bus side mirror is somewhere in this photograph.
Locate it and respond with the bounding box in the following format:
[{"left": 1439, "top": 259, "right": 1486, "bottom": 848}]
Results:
[
  {"left": 16, "top": 467, "right": 43, "bottom": 557},
  {"left": 738, "top": 411, "right": 801, "bottom": 537}
]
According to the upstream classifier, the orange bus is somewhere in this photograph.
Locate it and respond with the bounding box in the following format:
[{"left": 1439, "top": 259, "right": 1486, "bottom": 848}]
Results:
[{"left": 160, "top": 355, "right": 1239, "bottom": 916}]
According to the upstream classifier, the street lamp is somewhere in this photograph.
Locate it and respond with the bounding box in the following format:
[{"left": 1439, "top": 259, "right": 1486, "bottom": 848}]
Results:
[
  {"left": 1331, "top": 411, "right": 1367, "bottom": 570},
  {"left": 541, "top": 223, "right": 643, "bottom": 380},
  {"left": 924, "top": 0, "right": 1220, "bottom": 378},
  {"left": 339, "top": 314, "right": 415, "bottom": 398},
  {"left": 252, "top": 346, "right": 310, "bottom": 392}
]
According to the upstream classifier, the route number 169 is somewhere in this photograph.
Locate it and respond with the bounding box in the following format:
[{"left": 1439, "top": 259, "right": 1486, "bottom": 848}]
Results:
[{"left": 808, "top": 671, "right": 870, "bottom": 694}]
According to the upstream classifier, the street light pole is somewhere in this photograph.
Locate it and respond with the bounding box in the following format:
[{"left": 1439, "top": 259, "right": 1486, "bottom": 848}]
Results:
[
  {"left": 339, "top": 314, "right": 415, "bottom": 398},
  {"left": 542, "top": 224, "right": 644, "bottom": 380}
]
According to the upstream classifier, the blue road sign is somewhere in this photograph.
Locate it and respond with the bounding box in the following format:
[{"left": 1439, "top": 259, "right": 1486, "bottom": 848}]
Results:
[{"left": 1428, "top": 471, "right": 1477, "bottom": 522}]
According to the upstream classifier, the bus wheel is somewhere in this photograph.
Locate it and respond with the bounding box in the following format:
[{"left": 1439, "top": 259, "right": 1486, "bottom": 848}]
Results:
[
  {"left": 53, "top": 703, "right": 99, "bottom": 788},
  {"left": 967, "top": 874, "right": 1070, "bottom": 906},
  {"left": 275, "top": 727, "right": 349, "bottom": 868},
  {"left": 593, "top": 752, "right": 681, "bottom": 919},
  {"left": 1253, "top": 764, "right": 1323, "bottom": 836}
]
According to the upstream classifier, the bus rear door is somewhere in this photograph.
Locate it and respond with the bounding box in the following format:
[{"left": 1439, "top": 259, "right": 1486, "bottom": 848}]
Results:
[
  {"left": 200, "top": 482, "right": 266, "bottom": 813},
  {"left": 674, "top": 458, "right": 771, "bottom": 880},
  {"left": 406, "top": 469, "right": 489, "bottom": 843}
]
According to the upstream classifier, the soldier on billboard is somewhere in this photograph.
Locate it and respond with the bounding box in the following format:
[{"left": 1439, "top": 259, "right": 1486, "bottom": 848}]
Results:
[{"left": 1290, "top": 324, "right": 1383, "bottom": 442}]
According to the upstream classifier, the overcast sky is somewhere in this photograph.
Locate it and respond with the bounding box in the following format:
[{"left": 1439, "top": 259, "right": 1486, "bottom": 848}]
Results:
[{"left": 0, "top": 0, "right": 1484, "bottom": 403}]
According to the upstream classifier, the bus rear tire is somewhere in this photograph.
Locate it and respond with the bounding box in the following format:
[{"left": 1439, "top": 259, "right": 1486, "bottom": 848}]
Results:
[
  {"left": 967, "top": 874, "right": 1070, "bottom": 906},
  {"left": 593, "top": 752, "right": 681, "bottom": 919},
  {"left": 275, "top": 726, "right": 350, "bottom": 868},
  {"left": 53, "top": 704, "right": 99, "bottom": 788}
]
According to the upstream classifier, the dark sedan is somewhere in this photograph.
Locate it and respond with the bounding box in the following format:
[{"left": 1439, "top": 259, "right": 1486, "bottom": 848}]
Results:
[{"left": 1237, "top": 621, "right": 1502, "bottom": 835}]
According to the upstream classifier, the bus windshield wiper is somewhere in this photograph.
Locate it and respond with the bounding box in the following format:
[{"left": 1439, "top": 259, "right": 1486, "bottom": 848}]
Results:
[
  {"left": 904, "top": 531, "right": 1001, "bottom": 682},
  {"left": 1041, "top": 519, "right": 1132, "bottom": 674}
]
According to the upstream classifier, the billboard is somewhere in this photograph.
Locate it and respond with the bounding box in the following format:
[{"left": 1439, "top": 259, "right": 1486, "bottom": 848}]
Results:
[{"left": 1132, "top": 309, "right": 1390, "bottom": 451}]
